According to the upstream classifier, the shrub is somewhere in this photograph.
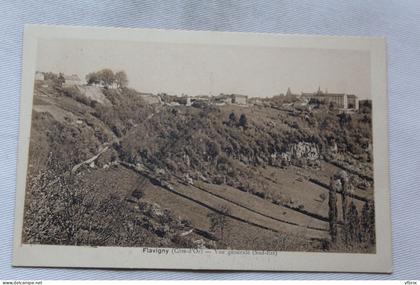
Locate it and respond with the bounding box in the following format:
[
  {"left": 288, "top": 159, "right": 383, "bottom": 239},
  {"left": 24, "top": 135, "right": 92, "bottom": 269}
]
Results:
[
  {"left": 132, "top": 188, "right": 144, "bottom": 199},
  {"left": 228, "top": 112, "right": 237, "bottom": 125},
  {"left": 239, "top": 114, "right": 248, "bottom": 128},
  {"left": 319, "top": 193, "right": 327, "bottom": 202}
]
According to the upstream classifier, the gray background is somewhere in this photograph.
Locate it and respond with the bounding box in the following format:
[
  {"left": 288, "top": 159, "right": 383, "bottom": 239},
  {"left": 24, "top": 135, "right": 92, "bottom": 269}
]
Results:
[{"left": 0, "top": 0, "right": 419, "bottom": 280}]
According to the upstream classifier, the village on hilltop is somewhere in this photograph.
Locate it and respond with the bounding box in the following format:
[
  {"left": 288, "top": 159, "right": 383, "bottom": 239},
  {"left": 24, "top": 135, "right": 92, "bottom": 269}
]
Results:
[{"left": 35, "top": 71, "right": 365, "bottom": 112}]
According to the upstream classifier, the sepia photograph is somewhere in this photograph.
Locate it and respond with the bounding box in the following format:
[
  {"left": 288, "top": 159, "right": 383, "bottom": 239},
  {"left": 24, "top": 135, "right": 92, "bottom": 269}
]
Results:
[{"left": 13, "top": 25, "right": 391, "bottom": 272}]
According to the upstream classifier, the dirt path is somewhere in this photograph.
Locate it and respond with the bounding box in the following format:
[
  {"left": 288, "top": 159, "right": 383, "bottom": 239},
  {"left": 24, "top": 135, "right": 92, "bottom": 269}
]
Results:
[{"left": 71, "top": 145, "right": 110, "bottom": 174}]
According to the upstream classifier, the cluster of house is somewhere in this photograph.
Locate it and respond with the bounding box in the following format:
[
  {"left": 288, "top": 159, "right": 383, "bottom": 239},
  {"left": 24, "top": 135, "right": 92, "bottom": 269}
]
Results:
[
  {"left": 186, "top": 93, "right": 248, "bottom": 106},
  {"left": 35, "top": 71, "right": 361, "bottom": 111},
  {"left": 139, "top": 93, "right": 250, "bottom": 107},
  {"left": 158, "top": 88, "right": 360, "bottom": 110},
  {"left": 35, "top": 71, "right": 82, "bottom": 87}
]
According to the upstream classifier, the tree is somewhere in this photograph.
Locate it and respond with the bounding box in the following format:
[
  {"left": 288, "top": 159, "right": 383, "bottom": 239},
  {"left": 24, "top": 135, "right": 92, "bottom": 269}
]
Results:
[
  {"left": 86, "top": 72, "right": 100, "bottom": 85},
  {"left": 207, "top": 205, "right": 231, "bottom": 241},
  {"left": 338, "top": 113, "right": 352, "bottom": 127},
  {"left": 98, "top": 69, "right": 115, "bottom": 88},
  {"left": 361, "top": 201, "right": 376, "bottom": 245},
  {"left": 115, "top": 71, "right": 128, "bottom": 88},
  {"left": 57, "top": 72, "right": 65, "bottom": 87},
  {"left": 361, "top": 201, "right": 370, "bottom": 242},
  {"left": 239, "top": 113, "right": 248, "bottom": 128},
  {"left": 368, "top": 202, "right": 376, "bottom": 244},
  {"left": 345, "top": 201, "right": 360, "bottom": 244},
  {"left": 207, "top": 141, "right": 221, "bottom": 160},
  {"left": 338, "top": 171, "right": 349, "bottom": 225},
  {"left": 328, "top": 176, "right": 338, "bottom": 243},
  {"left": 228, "top": 112, "right": 237, "bottom": 126}
]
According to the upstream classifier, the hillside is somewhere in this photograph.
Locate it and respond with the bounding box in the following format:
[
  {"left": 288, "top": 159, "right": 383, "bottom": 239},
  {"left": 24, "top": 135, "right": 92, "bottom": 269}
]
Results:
[{"left": 23, "top": 83, "right": 375, "bottom": 252}]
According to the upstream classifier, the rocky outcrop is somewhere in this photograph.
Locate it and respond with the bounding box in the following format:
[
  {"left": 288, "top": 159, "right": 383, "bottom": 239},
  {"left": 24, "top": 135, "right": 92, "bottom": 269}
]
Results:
[
  {"left": 270, "top": 142, "right": 320, "bottom": 168},
  {"left": 76, "top": 85, "right": 112, "bottom": 106},
  {"left": 290, "top": 142, "right": 319, "bottom": 161}
]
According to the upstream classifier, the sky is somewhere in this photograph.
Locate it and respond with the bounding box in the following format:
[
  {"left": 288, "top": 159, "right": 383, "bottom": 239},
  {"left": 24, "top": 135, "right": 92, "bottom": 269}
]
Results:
[{"left": 36, "top": 38, "right": 371, "bottom": 99}]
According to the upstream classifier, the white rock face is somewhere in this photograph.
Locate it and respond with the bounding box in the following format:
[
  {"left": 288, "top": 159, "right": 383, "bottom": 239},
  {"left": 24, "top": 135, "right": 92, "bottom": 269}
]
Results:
[
  {"left": 76, "top": 85, "right": 112, "bottom": 106},
  {"left": 289, "top": 142, "right": 319, "bottom": 161},
  {"left": 274, "top": 142, "right": 320, "bottom": 168}
]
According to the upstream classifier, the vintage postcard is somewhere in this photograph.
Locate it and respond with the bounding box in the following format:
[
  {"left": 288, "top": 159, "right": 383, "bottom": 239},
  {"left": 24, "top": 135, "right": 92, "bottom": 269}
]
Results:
[{"left": 13, "top": 25, "right": 392, "bottom": 272}]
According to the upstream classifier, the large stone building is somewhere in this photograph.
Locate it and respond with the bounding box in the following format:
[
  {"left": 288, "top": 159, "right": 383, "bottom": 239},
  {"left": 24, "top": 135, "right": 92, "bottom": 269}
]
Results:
[
  {"left": 301, "top": 88, "right": 358, "bottom": 110},
  {"left": 346, "top": 94, "right": 358, "bottom": 109}
]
